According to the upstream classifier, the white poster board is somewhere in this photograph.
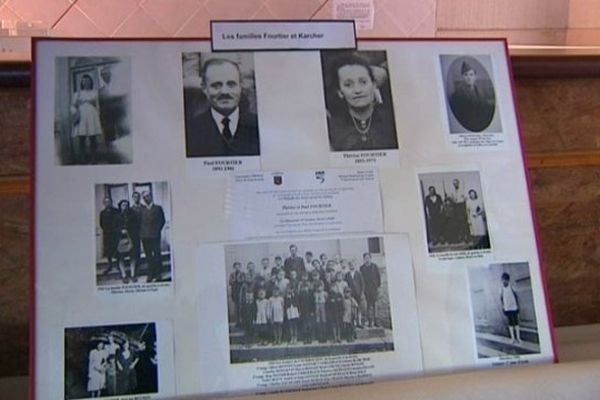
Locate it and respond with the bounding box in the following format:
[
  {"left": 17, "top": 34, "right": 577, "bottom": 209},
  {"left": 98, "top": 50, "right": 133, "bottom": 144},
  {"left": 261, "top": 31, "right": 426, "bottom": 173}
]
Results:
[{"left": 32, "top": 38, "right": 555, "bottom": 399}]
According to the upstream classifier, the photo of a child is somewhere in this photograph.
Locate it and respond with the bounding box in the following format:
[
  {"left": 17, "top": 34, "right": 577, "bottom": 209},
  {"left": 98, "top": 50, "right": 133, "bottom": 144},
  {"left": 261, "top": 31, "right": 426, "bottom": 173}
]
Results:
[{"left": 468, "top": 262, "right": 541, "bottom": 358}]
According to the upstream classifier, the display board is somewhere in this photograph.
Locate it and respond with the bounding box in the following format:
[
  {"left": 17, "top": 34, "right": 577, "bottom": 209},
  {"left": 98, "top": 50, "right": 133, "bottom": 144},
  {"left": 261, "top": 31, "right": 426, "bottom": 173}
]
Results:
[{"left": 32, "top": 38, "right": 556, "bottom": 399}]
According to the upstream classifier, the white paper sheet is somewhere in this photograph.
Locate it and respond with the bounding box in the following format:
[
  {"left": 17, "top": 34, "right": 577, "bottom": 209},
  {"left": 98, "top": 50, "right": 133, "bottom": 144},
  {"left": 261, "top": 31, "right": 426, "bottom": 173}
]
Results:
[
  {"left": 227, "top": 168, "right": 384, "bottom": 240},
  {"left": 194, "top": 234, "right": 423, "bottom": 397}
]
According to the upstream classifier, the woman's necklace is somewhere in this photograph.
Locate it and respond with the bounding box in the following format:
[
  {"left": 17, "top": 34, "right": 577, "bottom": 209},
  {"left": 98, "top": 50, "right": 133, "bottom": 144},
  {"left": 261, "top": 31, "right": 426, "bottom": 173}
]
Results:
[{"left": 349, "top": 109, "right": 373, "bottom": 142}]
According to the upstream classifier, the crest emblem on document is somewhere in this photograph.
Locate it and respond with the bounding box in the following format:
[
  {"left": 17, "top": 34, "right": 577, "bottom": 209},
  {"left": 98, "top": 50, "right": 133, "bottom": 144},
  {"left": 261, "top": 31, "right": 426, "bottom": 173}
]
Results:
[
  {"left": 273, "top": 175, "right": 283, "bottom": 185},
  {"left": 315, "top": 170, "right": 325, "bottom": 184}
]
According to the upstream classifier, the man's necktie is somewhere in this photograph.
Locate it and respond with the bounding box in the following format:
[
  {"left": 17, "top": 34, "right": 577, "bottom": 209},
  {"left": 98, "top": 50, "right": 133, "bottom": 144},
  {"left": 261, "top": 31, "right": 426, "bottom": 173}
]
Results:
[{"left": 222, "top": 116, "right": 233, "bottom": 142}]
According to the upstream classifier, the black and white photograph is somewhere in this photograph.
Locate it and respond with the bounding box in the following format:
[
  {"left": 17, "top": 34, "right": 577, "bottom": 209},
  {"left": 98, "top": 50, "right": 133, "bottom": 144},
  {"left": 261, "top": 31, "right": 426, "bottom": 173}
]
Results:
[
  {"left": 440, "top": 54, "right": 501, "bottom": 134},
  {"left": 94, "top": 181, "right": 172, "bottom": 287},
  {"left": 469, "top": 262, "right": 541, "bottom": 358},
  {"left": 321, "top": 50, "right": 399, "bottom": 152},
  {"left": 182, "top": 52, "right": 260, "bottom": 158},
  {"left": 54, "top": 57, "right": 131, "bottom": 165},
  {"left": 419, "top": 170, "right": 491, "bottom": 253},
  {"left": 64, "top": 322, "right": 158, "bottom": 399},
  {"left": 224, "top": 236, "right": 394, "bottom": 363}
]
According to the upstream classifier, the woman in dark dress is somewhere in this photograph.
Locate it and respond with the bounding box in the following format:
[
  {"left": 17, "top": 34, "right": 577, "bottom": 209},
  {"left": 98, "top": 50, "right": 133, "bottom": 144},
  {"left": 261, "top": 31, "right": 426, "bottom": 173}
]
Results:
[
  {"left": 117, "top": 340, "right": 139, "bottom": 394},
  {"left": 326, "top": 53, "right": 398, "bottom": 152},
  {"left": 117, "top": 199, "right": 139, "bottom": 284}
]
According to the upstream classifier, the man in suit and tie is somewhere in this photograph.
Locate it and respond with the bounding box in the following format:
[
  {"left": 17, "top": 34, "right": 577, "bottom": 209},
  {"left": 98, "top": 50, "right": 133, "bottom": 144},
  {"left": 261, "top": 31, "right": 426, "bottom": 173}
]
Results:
[
  {"left": 360, "top": 252, "right": 381, "bottom": 327},
  {"left": 185, "top": 57, "right": 260, "bottom": 157},
  {"left": 140, "top": 191, "right": 166, "bottom": 282},
  {"left": 284, "top": 244, "right": 306, "bottom": 279},
  {"left": 129, "top": 191, "right": 143, "bottom": 278}
]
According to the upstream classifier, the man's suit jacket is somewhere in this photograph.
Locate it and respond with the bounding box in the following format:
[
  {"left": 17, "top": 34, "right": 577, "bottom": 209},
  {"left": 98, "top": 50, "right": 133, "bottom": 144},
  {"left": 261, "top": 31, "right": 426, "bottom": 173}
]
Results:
[
  {"left": 360, "top": 262, "right": 381, "bottom": 295},
  {"left": 345, "top": 270, "right": 364, "bottom": 299},
  {"left": 284, "top": 256, "right": 306, "bottom": 279},
  {"left": 185, "top": 108, "right": 260, "bottom": 157},
  {"left": 140, "top": 204, "right": 165, "bottom": 239},
  {"left": 99, "top": 206, "right": 119, "bottom": 236}
]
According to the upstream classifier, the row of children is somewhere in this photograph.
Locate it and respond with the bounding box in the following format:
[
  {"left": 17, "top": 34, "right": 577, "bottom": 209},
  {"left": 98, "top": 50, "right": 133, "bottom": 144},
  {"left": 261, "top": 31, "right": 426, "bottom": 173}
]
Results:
[{"left": 241, "top": 282, "right": 359, "bottom": 345}]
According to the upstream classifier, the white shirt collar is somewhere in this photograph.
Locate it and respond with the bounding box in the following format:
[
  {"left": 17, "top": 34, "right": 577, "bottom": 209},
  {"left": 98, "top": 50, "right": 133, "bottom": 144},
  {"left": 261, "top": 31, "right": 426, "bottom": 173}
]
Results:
[{"left": 211, "top": 108, "right": 240, "bottom": 138}]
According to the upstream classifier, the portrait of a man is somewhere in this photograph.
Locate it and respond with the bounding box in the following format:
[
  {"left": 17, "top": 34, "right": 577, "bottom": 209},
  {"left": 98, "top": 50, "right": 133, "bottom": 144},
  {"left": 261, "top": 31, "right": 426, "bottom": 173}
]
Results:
[
  {"left": 182, "top": 52, "right": 260, "bottom": 158},
  {"left": 440, "top": 55, "right": 501, "bottom": 134}
]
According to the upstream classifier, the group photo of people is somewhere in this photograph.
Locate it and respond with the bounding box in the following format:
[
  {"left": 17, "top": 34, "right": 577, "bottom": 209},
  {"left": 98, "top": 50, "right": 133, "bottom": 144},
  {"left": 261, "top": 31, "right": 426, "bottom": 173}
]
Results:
[
  {"left": 224, "top": 237, "right": 394, "bottom": 363},
  {"left": 419, "top": 170, "right": 491, "bottom": 253},
  {"left": 182, "top": 52, "right": 260, "bottom": 158},
  {"left": 94, "top": 181, "right": 172, "bottom": 286},
  {"left": 54, "top": 56, "right": 132, "bottom": 165},
  {"left": 440, "top": 54, "right": 501, "bottom": 134},
  {"left": 468, "top": 262, "right": 541, "bottom": 358},
  {"left": 64, "top": 323, "right": 158, "bottom": 399},
  {"left": 321, "top": 50, "right": 399, "bottom": 152}
]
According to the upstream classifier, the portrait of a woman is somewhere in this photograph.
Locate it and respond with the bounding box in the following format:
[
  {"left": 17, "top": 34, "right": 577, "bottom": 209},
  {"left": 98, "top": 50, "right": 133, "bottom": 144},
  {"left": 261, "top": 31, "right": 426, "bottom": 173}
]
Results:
[
  {"left": 55, "top": 56, "right": 132, "bottom": 165},
  {"left": 71, "top": 74, "right": 103, "bottom": 161},
  {"left": 322, "top": 51, "right": 398, "bottom": 152}
]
